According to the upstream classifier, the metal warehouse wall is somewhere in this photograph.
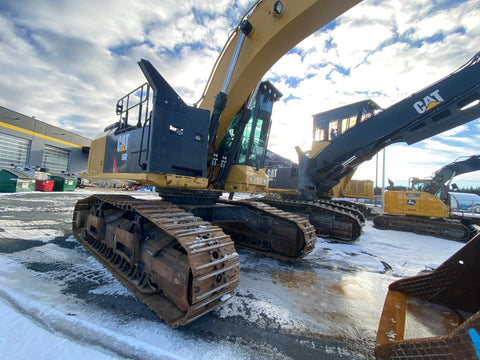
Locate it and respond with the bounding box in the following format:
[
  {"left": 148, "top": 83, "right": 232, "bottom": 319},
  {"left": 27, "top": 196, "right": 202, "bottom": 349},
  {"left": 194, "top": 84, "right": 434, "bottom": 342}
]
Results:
[{"left": 0, "top": 106, "right": 91, "bottom": 173}]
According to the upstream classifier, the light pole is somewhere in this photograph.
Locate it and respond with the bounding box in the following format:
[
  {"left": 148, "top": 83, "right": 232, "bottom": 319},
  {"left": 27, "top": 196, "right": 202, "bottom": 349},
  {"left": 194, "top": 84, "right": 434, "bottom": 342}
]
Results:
[{"left": 382, "top": 148, "right": 386, "bottom": 209}]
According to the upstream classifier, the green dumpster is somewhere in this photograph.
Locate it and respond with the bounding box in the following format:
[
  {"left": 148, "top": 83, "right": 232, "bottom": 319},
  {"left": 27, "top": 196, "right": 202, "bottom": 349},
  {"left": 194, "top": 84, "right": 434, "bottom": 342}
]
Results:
[
  {"left": 49, "top": 173, "right": 78, "bottom": 191},
  {"left": 0, "top": 169, "right": 36, "bottom": 192}
]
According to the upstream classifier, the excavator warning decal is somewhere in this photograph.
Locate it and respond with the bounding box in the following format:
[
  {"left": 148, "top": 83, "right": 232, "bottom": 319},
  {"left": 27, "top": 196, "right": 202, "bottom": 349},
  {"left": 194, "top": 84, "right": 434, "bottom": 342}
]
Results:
[{"left": 413, "top": 89, "right": 444, "bottom": 114}]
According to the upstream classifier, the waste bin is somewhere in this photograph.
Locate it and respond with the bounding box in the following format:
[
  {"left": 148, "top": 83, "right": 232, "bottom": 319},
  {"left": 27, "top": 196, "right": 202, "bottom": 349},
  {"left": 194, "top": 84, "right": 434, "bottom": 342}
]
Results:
[
  {"left": 49, "top": 174, "right": 78, "bottom": 191},
  {"left": 0, "top": 169, "right": 36, "bottom": 192},
  {"left": 35, "top": 179, "right": 55, "bottom": 192}
]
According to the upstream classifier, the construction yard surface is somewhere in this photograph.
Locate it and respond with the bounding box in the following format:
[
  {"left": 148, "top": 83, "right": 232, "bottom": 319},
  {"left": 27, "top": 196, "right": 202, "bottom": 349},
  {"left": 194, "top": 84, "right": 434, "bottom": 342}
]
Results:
[{"left": 0, "top": 190, "right": 464, "bottom": 359}]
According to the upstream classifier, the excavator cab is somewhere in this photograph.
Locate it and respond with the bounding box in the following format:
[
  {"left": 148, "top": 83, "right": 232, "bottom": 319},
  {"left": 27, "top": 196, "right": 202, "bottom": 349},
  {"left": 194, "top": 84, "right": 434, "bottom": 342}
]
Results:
[
  {"left": 311, "top": 99, "right": 382, "bottom": 158},
  {"left": 410, "top": 178, "right": 428, "bottom": 192},
  {"left": 213, "top": 81, "right": 282, "bottom": 190},
  {"left": 235, "top": 84, "right": 279, "bottom": 169}
]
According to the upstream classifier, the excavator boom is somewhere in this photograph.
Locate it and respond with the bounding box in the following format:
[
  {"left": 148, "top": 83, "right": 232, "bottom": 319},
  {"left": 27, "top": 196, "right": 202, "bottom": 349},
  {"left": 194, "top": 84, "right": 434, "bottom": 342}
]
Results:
[
  {"left": 197, "top": 0, "right": 362, "bottom": 149},
  {"left": 304, "top": 51, "right": 480, "bottom": 195},
  {"left": 420, "top": 154, "right": 480, "bottom": 195}
]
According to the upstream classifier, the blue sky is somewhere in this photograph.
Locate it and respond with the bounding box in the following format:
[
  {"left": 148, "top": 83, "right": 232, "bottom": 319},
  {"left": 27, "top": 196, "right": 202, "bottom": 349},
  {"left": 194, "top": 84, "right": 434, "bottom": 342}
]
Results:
[{"left": 0, "top": 0, "right": 479, "bottom": 187}]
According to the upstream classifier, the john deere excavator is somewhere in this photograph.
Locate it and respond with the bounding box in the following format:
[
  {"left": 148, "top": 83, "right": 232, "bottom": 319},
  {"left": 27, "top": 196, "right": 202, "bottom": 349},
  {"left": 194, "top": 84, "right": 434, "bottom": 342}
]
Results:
[
  {"left": 260, "top": 51, "right": 480, "bottom": 243},
  {"left": 373, "top": 155, "right": 480, "bottom": 241},
  {"left": 72, "top": 0, "right": 364, "bottom": 327}
]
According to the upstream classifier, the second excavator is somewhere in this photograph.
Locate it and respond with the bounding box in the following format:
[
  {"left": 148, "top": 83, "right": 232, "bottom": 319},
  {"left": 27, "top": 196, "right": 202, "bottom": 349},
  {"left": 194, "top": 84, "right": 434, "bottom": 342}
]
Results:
[
  {"left": 373, "top": 155, "right": 480, "bottom": 241},
  {"left": 263, "top": 51, "right": 480, "bottom": 242}
]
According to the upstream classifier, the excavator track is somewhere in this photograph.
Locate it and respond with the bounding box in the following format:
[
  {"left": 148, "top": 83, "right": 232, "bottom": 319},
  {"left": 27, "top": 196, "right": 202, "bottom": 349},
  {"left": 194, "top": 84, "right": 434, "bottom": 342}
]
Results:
[
  {"left": 256, "top": 197, "right": 363, "bottom": 242},
  {"left": 215, "top": 199, "right": 317, "bottom": 261},
  {"left": 373, "top": 214, "right": 473, "bottom": 242},
  {"left": 311, "top": 199, "right": 366, "bottom": 224},
  {"left": 72, "top": 194, "right": 240, "bottom": 327}
]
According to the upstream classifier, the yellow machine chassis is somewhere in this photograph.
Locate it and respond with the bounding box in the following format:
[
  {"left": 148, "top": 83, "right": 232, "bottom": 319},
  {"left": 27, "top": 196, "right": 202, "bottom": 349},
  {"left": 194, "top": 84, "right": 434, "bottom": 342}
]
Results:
[{"left": 84, "top": 172, "right": 209, "bottom": 190}]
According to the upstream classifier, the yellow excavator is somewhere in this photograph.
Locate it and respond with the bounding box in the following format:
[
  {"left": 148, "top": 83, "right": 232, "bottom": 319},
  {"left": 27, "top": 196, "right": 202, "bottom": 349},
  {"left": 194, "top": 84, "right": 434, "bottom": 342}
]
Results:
[
  {"left": 72, "top": 0, "right": 363, "bottom": 327},
  {"left": 374, "top": 155, "right": 480, "bottom": 241},
  {"left": 261, "top": 52, "right": 480, "bottom": 241}
]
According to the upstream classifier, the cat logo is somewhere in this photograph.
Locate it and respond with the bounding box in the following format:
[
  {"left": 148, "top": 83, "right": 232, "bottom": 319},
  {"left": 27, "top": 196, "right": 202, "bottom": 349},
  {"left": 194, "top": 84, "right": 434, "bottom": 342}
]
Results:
[
  {"left": 413, "top": 89, "right": 444, "bottom": 114},
  {"left": 117, "top": 133, "right": 130, "bottom": 152},
  {"left": 266, "top": 168, "right": 277, "bottom": 179}
]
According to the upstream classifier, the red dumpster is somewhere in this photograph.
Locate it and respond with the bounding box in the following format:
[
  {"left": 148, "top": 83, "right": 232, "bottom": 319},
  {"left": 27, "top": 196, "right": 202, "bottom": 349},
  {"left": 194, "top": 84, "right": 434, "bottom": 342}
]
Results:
[{"left": 35, "top": 180, "right": 55, "bottom": 192}]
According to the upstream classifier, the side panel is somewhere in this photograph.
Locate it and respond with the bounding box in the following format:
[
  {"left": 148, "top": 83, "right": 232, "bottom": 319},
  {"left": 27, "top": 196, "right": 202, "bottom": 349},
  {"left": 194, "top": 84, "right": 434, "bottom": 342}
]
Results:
[
  {"left": 103, "top": 127, "right": 146, "bottom": 174},
  {"left": 148, "top": 106, "right": 210, "bottom": 178},
  {"left": 266, "top": 167, "right": 298, "bottom": 190},
  {"left": 224, "top": 165, "right": 269, "bottom": 193},
  {"left": 384, "top": 191, "right": 449, "bottom": 218},
  {"left": 100, "top": 105, "right": 211, "bottom": 178},
  {"left": 87, "top": 134, "right": 107, "bottom": 173},
  {"left": 94, "top": 59, "right": 212, "bottom": 180}
]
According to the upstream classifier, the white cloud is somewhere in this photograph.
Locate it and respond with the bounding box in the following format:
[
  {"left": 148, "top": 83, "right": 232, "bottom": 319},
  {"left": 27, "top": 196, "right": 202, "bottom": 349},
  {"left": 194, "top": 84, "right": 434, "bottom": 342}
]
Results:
[
  {"left": 268, "top": 53, "right": 308, "bottom": 80},
  {"left": 0, "top": 0, "right": 254, "bottom": 137},
  {"left": 436, "top": 125, "right": 469, "bottom": 138}
]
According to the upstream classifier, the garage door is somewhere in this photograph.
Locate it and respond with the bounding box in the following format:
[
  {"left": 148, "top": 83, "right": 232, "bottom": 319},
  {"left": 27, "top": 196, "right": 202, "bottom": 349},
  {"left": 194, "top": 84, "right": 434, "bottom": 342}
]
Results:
[
  {"left": 0, "top": 132, "right": 31, "bottom": 169},
  {"left": 42, "top": 144, "right": 71, "bottom": 173}
]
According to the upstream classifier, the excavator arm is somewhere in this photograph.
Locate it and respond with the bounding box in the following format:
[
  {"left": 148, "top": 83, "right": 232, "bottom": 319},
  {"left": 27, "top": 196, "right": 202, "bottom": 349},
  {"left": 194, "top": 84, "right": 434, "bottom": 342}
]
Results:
[
  {"left": 421, "top": 154, "right": 480, "bottom": 195},
  {"left": 197, "top": 0, "right": 362, "bottom": 149},
  {"left": 304, "top": 51, "right": 480, "bottom": 196},
  {"left": 200, "top": 0, "right": 362, "bottom": 192}
]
